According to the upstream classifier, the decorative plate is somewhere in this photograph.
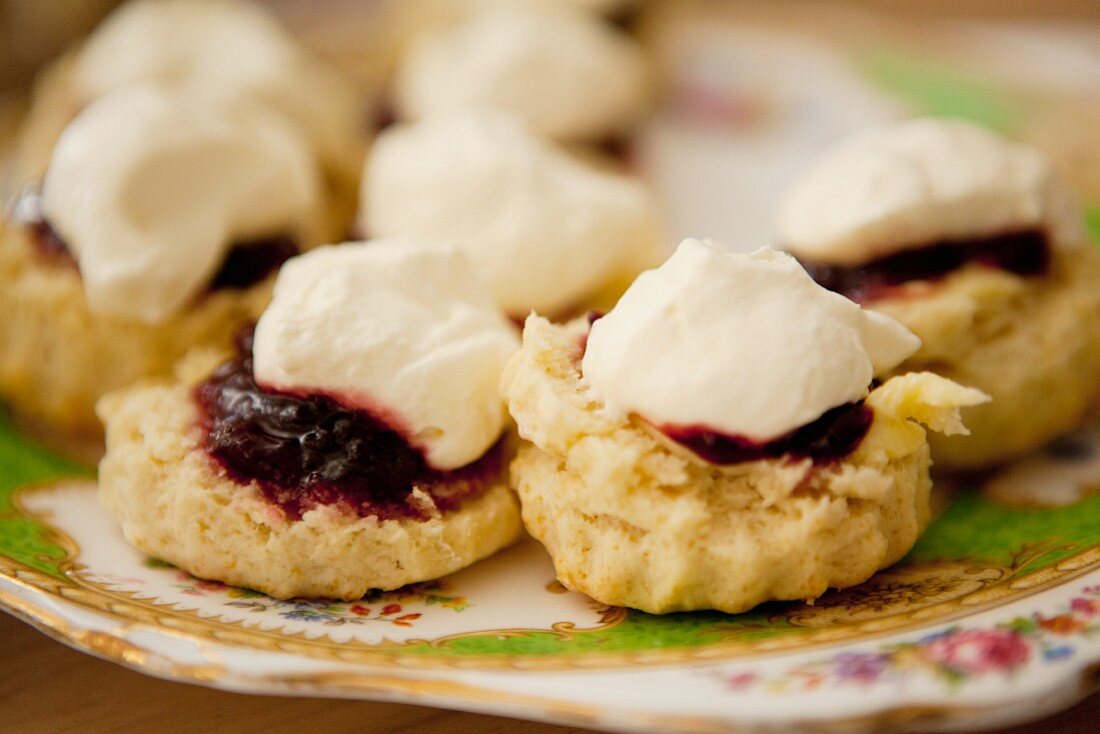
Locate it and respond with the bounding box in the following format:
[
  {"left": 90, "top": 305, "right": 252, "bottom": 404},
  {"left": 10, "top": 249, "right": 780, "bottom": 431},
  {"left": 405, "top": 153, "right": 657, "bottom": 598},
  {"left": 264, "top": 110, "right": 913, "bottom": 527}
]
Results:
[
  {"left": 3, "top": 412, "right": 1100, "bottom": 734},
  {"left": 5, "top": 9, "right": 1100, "bottom": 732}
]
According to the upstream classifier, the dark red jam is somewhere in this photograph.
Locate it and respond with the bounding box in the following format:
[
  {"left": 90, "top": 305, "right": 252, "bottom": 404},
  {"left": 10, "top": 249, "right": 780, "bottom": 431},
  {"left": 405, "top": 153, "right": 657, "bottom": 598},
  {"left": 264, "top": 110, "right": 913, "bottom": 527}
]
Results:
[
  {"left": 660, "top": 401, "right": 874, "bottom": 466},
  {"left": 9, "top": 185, "right": 296, "bottom": 291},
  {"left": 795, "top": 230, "right": 1051, "bottom": 303},
  {"left": 207, "top": 236, "right": 297, "bottom": 290},
  {"left": 26, "top": 218, "right": 75, "bottom": 267},
  {"left": 195, "top": 329, "right": 503, "bottom": 521}
]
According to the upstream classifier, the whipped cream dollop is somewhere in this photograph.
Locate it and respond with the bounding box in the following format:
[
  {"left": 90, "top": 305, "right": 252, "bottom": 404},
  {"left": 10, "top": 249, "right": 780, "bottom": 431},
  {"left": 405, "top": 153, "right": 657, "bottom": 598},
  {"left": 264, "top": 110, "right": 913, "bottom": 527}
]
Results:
[
  {"left": 70, "top": 0, "right": 359, "bottom": 176},
  {"left": 252, "top": 240, "right": 519, "bottom": 471},
  {"left": 582, "top": 240, "right": 921, "bottom": 441},
  {"left": 394, "top": 5, "right": 647, "bottom": 141},
  {"left": 363, "top": 110, "right": 655, "bottom": 315},
  {"left": 42, "top": 85, "right": 321, "bottom": 324},
  {"left": 777, "top": 118, "right": 1085, "bottom": 265}
]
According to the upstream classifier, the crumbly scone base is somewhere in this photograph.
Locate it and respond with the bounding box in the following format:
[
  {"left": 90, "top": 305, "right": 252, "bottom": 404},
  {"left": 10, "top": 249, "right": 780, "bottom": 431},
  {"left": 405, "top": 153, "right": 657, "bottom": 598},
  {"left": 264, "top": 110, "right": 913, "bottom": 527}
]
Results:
[
  {"left": 0, "top": 223, "right": 273, "bottom": 441},
  {"left": 503, "top": 316, "right": 971, "bottom": 614},
  {"left": 97, "top": 365, "right": 522, "bottom": 601},
  {"left": 873, "top": 246, "right": 1100, "bottom": 469}
]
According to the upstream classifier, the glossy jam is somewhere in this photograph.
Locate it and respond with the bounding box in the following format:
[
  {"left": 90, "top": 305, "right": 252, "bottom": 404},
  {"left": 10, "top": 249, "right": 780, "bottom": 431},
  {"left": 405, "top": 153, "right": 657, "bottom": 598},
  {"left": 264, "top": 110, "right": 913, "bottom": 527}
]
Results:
[
  {"left": 207, "top": 236, "right": 297, "bottom": 290},
  {"left": 660, "top": 402, "right": 873, "bottom": 466},
  {"left": 195, "top": 329, "right": 502, "bottom": 521},
  {"left": 796, "top": 230, "right": 1051, "bottom": 303},
  {"left": 10, "top": 186, "right": 295, "bottom": 291}
]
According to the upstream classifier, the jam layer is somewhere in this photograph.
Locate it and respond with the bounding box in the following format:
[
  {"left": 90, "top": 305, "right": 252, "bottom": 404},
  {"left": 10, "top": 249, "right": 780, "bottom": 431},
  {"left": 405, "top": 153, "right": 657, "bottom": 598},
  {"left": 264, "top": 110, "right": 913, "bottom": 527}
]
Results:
[
  {"left": 195, "top": 329, "right": 502, "bottom": 521},
  {"left": 11, "top": 186, "right": 295, "bottom": 292},
  {"left": 796, "top": 230, "right": 1050, "bottom": 303},
  {"left": 661, "top": 401, "right": 874, "bottom": 466}
]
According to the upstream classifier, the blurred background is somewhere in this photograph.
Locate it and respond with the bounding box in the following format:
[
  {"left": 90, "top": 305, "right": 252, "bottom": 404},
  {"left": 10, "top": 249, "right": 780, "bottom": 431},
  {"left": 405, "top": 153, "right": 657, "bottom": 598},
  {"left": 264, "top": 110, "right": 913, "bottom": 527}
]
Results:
[{"left": 2, "top": 0, "right": 1099, "bottom": 250}]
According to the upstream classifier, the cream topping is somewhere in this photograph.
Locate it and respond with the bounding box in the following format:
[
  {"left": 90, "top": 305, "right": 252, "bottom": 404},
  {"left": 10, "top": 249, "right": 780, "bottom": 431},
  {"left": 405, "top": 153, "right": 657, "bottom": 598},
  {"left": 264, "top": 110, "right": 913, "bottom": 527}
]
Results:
[
  {"left": 71, "top": 0, "right": 359, "bottom": 175},
  {"left": 362, "top": 110, "right": 655, "bottom": 316},
  {"left": 394, "top": 4, "right": 647, "bottom": 141},
  {"left": 41, "top": 85, "right": 321, "bottom": 324},
  {"left": 581, "top": 240, "right": 921, "bottom": 441},
  {"left": 777, "top": 118, "right": 1085, "bottom": 265},
  {"left": 252, "top": 240, "right": 520, "bottom": 471}
]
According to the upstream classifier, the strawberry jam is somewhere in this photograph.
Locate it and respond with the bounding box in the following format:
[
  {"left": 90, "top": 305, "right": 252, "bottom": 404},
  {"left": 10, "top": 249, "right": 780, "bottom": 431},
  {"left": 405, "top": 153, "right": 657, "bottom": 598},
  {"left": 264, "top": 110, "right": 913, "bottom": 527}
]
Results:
[
  {"left": 195, "top": 328, "right": 503, "bottom": 521},
  {"left": 796, "top": 230, "right": 1050, "bottom": 303},
  {"left": 660, "top": 402, "right": 873, "bottom": 466}
]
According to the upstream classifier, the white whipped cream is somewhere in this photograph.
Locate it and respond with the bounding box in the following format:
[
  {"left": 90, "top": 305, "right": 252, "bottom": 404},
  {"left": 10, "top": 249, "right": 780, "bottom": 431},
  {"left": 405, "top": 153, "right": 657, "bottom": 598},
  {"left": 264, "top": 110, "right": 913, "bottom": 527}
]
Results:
[
  {"left": 252, "top": 240, "right": 519, "bottom": 471},
  {"left": 582, "top": 240, "right": 921, "bottom": 441},
  {"left": 71, "top": 0, "right": 360, "bottom": 176},
  {"left": 394, "top": 5, "right": 647, "bottom": 141},
  {"left": 42, "top": 85, "right": 321, "bottom": 324},
  {"left": 363, "top": 110, "right": 655, "bottom": 315},
  {"left": 777, "top": 118, "right": 1085, "bottom": 265}
]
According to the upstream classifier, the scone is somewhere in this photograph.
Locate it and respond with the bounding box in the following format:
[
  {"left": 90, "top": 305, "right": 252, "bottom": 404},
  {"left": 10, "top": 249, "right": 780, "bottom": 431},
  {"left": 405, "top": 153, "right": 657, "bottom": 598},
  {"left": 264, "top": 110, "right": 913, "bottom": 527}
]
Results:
[
  {"left": 392, "top": 3, "right": 648, "bottom": 145},
  {"left": 503, "top": 241, "right": 987, "bottom": 614},
  {"left": 778, "top": 118, "right": 1100, "bottom": 470},
  {"left": 0, "top": 84, "right": 325, "bottom": 444},
  {"left": 99, "top": 241, "right": 522, "bottom": 600},
  {"left": 8, "top": 0, "right": 364, "bottom": 239},
  {"left": 361, "top": 109, "right": 660, "bottom": 319}
]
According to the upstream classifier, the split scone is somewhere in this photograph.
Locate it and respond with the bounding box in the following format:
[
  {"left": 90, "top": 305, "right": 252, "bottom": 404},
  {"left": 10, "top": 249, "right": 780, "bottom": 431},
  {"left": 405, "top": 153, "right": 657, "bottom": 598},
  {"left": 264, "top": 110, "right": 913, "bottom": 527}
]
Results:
[
  {"left": 362, "top": 109, "right": 660, "bottom": 319},
  {"left": 9, "top": 0, "right": 363, "bottom": 237},
  {"left": 99, "top": 241, "right": 522, "bottom": 600},
  {"left": 779, "top": 118, "right": 1100, "bottom": 470},
  {"left": 504, "top": 241, "right": 987, "bottom": 614},
  {"left": 0, "top": 84, "right": 326, "bottom": 443}
]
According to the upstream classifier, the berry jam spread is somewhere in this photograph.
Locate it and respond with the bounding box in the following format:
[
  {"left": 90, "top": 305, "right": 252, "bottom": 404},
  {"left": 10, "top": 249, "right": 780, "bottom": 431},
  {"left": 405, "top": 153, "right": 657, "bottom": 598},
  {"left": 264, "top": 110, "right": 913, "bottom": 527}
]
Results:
[
  {"left": 10, "top": 185, "right": 296, "bottom": 291},
  {"left": 26, "top": 218, "right": 74, "bottom": 266},
  {"left": 661, "top": 401, "right": 874, "bottom": 466},
  {"left": 796, "top": 230, "right": 1051, "bottom": 303},
  {"left": 195, "top": 329, "right": 503, "bottom": 521},
  {"left": 207, "top": 236, "right": 297, "bottom": 290}
]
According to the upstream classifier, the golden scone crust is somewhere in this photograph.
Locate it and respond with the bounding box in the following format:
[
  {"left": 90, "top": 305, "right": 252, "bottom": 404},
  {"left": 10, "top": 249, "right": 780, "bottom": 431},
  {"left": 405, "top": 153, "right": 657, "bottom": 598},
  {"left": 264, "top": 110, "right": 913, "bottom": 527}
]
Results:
[
  {"left": 97, "top": 357, "right": 522, "bottom": 600},
  {"left": 504, "top": 315, "right": 982, "bottom": 614},
  {"left": 0, "top": 223, "right": 271, "bottom": 442},
  {"left": 872, "top": 246, "right": 1100, "bottom": 470}
]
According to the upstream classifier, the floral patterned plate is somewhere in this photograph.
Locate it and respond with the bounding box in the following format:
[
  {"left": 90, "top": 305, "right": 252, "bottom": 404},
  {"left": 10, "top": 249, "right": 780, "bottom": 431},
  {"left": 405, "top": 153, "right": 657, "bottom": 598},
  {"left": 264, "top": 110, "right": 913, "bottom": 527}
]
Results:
[{"left": 3, "top": 411, "right": 1100, "bottom": 734}]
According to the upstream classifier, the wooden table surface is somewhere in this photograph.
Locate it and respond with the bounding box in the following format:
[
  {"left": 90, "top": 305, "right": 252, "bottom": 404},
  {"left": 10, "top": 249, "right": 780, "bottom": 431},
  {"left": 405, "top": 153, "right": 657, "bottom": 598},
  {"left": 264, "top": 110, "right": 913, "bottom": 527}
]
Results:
[{"left": 1, "top": 611, "right": 1096, "bottom": 734}]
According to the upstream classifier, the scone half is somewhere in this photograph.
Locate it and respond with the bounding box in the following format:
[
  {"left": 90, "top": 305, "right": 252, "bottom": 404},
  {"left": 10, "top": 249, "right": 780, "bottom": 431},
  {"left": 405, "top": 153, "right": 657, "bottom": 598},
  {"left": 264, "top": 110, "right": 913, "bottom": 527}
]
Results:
[
  {"left": 97, "top": 354, "right": 521, "bottom": 601},
  {"left": 0, "top": 221, "right": 271, "bottom": 443},
  {"left": 872, "top": 245, "right": 1100, "bottom": 470},
  {"left": 504, "top": 315, "right": 985, "bottom": 614}
]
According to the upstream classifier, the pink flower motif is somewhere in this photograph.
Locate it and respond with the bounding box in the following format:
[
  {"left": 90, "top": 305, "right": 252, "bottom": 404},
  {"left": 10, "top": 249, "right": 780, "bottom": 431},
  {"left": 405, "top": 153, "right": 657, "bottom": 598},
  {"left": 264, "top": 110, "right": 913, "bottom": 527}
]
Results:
[
  {"left": 1070, "top": 598, "right": 1100, "bottom": 618},
  {"left": 724, "top": 673, "right": 757, "bottom": 690},
  {"left": 922, "top": 629, "right": 1031, "bottom": 675}
]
